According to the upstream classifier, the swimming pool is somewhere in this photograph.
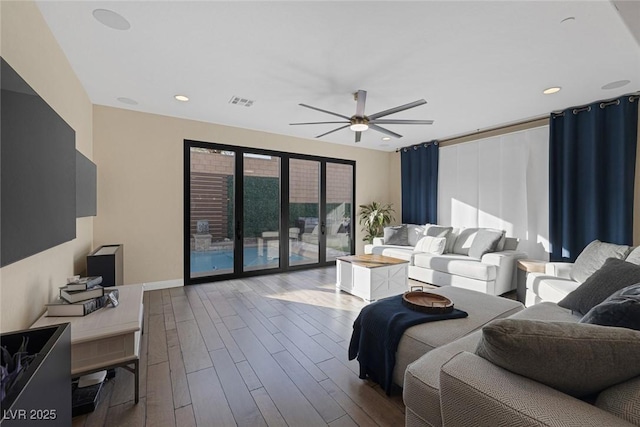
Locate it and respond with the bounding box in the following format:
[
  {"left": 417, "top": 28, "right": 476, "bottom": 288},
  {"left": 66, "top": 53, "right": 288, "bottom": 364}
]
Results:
[{"left": 190, "top": 247, "right": 308, "bottom": 275}]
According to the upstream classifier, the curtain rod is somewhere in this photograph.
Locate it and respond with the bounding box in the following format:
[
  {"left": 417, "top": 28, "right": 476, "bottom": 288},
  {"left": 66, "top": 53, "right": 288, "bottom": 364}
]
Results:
[
  {"left": 395, "top": 116, "right": 548, "bottom": 152},
  {"left": 395, "top": 140, "right": 438, "bottom": 153},
  {"left": 551, "top": 92, "right": 640, "bottom": 117},
  {"left": 396, "top": 92, "right": 640, "bottom": 152}
]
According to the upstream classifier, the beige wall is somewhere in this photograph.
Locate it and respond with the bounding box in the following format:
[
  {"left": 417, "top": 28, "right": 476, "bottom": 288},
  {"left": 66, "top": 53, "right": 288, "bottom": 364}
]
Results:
[
  {"left": 0, "top": 1, "right": 94, "bottom": 332},
  {"left": 93, "top": 106, "right": 394, "bottom": 285}
]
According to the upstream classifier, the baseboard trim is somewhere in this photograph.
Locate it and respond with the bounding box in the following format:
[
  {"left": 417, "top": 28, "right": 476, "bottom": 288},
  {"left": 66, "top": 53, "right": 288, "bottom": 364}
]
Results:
[{"left": 143, "top": 279, "right": 183, "bottom": 291}]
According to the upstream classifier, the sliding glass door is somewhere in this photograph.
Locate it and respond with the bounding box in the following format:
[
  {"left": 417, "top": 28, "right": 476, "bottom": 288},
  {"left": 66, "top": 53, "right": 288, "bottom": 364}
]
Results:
[
  {"left": 289, "top": 159, "right": 320, "bottom": 266},
  {"left": 243, "top": 153, "right": 281, "bottom": 272},
  {"left": 326, "top": 162, "right": 353, "bottom": 261},
  {"left": 185, "top": 141, "right": 355, "bottom": 284},
  {"left": 188, "top": 147, "right": 236, "bottom": 278}
]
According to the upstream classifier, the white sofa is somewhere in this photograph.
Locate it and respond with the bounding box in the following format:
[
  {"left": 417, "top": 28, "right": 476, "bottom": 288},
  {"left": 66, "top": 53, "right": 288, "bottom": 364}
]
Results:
[
  {"left": 525, "top": 240, "right": 640, "bottom": 306},
  {"left": 365, "top": 224, "right": 527, "bottom": 296}
]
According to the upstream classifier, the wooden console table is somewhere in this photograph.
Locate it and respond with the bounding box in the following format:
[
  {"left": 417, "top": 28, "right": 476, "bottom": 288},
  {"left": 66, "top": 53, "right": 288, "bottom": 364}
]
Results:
[
  {"left": 336, "top": 254, "right": 409, "bottom": 301},
  {"left": 31, "top": 283, "right": 144, "bottom": 403},
  {"left": 516, "top": 259, "right": 547, "bottom": 304}
]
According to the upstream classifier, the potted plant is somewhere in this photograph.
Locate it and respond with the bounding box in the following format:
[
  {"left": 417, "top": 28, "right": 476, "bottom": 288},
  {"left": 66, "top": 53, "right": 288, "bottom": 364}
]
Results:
[{"left": 358, "top": 202, "right": 395, "bottom": 244}]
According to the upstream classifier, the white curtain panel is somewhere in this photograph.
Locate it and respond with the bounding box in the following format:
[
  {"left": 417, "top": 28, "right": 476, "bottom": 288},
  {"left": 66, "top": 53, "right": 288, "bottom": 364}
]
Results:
[{"left": 438, "top": 126, "right": 550, "bottom": 261}]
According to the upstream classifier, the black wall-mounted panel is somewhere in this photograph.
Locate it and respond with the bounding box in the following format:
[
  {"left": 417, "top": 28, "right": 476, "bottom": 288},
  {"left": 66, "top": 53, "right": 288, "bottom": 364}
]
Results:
[
  {"left": 1, "top": 58, "right": 76, "bottom": 267},
  {"left": 76, "top": 150, "right": 97, "bottom": 217}
]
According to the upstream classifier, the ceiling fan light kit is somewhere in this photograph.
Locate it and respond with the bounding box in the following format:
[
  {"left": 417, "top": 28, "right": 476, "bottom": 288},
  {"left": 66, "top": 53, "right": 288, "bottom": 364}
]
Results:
[{"left": 290, "top": 90, "right": 434, "bottom": 143}]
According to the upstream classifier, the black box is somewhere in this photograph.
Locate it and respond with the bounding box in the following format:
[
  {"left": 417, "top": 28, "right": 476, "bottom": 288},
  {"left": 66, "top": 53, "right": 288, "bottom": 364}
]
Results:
[
  {"left": 71, "top": 382, "right": 103, "bottom": 417},
  {"left": 87, "top": 244, "right": 123, "bottom": 287}
]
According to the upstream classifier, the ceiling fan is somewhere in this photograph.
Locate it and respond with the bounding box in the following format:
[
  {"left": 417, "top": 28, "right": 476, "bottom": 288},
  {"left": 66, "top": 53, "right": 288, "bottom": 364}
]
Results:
[{"left": 290, "top": 90, "right": 434, "bottom": 143}]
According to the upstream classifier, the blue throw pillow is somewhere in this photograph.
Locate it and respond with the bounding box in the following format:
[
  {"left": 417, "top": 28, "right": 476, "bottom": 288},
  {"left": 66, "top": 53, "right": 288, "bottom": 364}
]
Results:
[{"left": 579, "top": 284, "right": 640, "bottom": 331}]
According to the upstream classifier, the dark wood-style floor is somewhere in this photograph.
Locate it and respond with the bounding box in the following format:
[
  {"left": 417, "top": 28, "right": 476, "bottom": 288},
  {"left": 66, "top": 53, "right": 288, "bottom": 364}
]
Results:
[{"left": 71, "top": 266, "right": 406, "bottom": 427}]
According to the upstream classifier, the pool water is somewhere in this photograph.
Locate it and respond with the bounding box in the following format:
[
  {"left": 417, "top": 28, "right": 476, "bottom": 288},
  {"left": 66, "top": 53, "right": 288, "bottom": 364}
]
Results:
[{"left": 190, "top": 247, "right": 308, "bottom": 274}]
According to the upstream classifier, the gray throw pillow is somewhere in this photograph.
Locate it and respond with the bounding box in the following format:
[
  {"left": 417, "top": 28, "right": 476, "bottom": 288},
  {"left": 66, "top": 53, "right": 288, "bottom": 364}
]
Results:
[
  {"left": 559, "top": 258, "right": 640, "bottom": 315},
  {"left": 580, "top": 284, "right": 640, "bottom": 331},
  {"left": 406, "top": 224, "right": 426, "bottom": 247},
  {"left": 383, "top": 225, "right": 409, "bottom": 246},
  {"left": 452, "top": 228, "right": 479, "bottom": 256},
  {"left": 502, "top": 237, "right": 519, "bottom": 251},
  {"left": 626, "top": 246, "right": 640, "bottom": 265},
  {"left": 475, "top": 318, "right": 640, "bottom": 397},
  {"left": 424, "top": 225, "right": 452, "bottom": 238},
  {"left": 571, "top": 240, "right": 631, "bottom": 283},
  {"left": 468, "top": 229, "right": 504, "bottom": 259}
]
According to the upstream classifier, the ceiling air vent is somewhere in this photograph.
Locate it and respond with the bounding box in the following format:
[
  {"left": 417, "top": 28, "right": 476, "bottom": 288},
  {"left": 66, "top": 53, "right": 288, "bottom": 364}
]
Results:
[{"left": 228, "top": 96, "right": 255, "bottom": 107}]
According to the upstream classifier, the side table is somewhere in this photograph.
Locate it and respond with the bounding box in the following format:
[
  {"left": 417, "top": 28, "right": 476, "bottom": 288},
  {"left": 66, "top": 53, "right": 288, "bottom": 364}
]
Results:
[
  {"left": 32, "top": 283, "right": 144, "bottom": 403},
  {"left": 516, "top": 259, "right": 546, "bottom": 304}
]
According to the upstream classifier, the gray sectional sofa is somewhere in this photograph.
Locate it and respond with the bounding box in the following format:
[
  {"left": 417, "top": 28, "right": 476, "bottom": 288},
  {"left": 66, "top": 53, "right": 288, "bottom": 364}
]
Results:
[
  {"left": 403, "top": 300, "right": 640, "bottom": 427},
  {"left": 403, "top": 302, "right": 640, "bottom": 427},
  {"left": 365, "top": 224, "right": 527, "bottom": 296}
]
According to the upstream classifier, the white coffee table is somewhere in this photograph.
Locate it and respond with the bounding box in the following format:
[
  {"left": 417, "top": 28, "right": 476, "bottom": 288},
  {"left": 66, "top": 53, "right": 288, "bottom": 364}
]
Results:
[{"left": 336, "top": 254, "right": 409, "bottom": 301}]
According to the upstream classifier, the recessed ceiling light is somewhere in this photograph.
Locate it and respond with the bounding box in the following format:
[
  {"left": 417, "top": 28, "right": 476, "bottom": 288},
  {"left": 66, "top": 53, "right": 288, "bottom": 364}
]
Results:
[
  {"left": 561, "top": 17, "right": 575, "bottom": 24},
  {"left": 381, "top": 137, "right": 391, "bottom": 141},
  {"left": 543, "top": 87, "right": 562, "bottom": 95},
  {"left": 117, "top": 97, "right": 138, "bottom": 105},
  {"left": 174, "top": 95, "right": 189, "bottom": 102},
  {"left": 92, "top": 9, "right": 130, "bottom": 31},
  {"left": 602, "top": 80, "right": 631, "bottom": 90}
]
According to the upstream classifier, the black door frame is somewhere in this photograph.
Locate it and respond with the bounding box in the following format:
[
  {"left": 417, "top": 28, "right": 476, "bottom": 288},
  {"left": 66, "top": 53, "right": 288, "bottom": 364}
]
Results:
[{"left": 184, "top": 140, "right": 356, "bottom": 285}]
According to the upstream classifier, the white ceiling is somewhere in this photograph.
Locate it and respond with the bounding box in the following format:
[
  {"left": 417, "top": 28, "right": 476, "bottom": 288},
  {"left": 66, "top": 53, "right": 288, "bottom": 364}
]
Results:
[{"left": 36, "top": 1, "right": 640, "bottom": 152}]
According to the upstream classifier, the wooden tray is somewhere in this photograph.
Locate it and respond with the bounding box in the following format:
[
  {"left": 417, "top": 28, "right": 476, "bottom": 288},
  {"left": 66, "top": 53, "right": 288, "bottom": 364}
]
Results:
[{"left": 402, "top": 291, "right": 454, "bottom": 314}]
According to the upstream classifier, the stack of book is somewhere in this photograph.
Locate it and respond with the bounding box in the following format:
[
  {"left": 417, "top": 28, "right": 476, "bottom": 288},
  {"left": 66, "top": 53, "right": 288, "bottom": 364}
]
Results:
[{"left": 46, "top": 276, "right": 119, "bottom": 317}]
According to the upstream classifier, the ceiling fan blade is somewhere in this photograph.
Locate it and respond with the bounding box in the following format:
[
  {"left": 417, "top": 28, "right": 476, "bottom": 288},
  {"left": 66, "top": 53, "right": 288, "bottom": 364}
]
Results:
[
  {"left": 354, "top": 90, "right": 367, "bottom": 118},
  {"left": 290, "top": 121, "right": 350, "bottom": 125},
  {"left": 368, "top": 99, "right": 427, "bottom": 120},
  {"left": 316, "top": 124, "right": 350, "bottom": 138},
  {"left": 299, "top": 103, "right": 351, "bottom": 120},
  {"left": 369, "top": 124, "right": 403, "bottom": 139},
  {"left": 370, "top": 119, "right": 434, "bottom": 125},
  {"left": 355, "top": 131, "right": 362, "bottom": 143}
]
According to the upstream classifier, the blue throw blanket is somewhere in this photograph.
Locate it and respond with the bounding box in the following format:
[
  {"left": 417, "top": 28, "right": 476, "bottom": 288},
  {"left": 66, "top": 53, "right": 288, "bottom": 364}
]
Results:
[{"left": 348, "top": 294, "right": 468, "bottom": 395}]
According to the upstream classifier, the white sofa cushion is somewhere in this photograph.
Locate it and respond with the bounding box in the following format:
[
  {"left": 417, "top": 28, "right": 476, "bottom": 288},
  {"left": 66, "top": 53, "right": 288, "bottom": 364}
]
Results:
[
  {"left": 366, "top": 245, "right": 415, "bottom": 262},
  {"left": 374, "top": 247, "right": 415, "bottom": 262},
  {"left": 414, "top": 236, "right": 446, "bottom": 255},
  {"left": 526, "top": 273, "right": 580, "bottom": 304},
  {"left": 413, "top": 253, "right": 497, "bottom": 281},
  {"left": 626, "top": 246, "right": 640, "bottom": 265}
]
